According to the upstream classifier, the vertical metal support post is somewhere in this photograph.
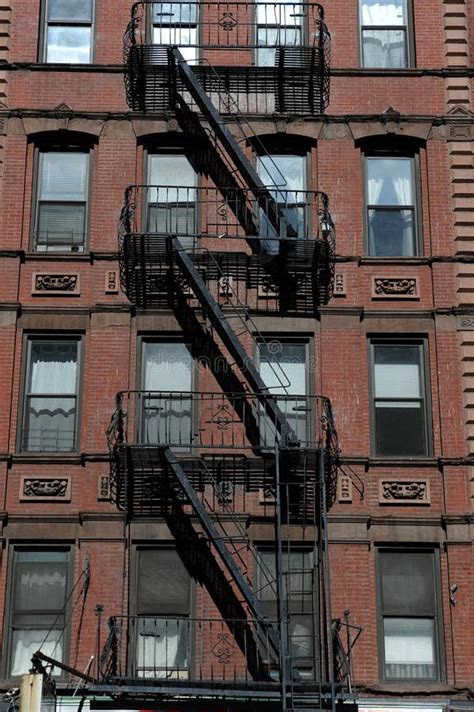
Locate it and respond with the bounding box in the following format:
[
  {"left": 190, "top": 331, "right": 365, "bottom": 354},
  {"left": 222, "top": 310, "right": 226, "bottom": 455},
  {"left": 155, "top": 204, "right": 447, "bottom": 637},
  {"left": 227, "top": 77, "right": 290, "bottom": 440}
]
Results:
[
  {"left": 320, "top": 443, "right": 336, "bottom": 712},
  {"left": 274, "top": 441, "right": 289, "bottom": 712}
]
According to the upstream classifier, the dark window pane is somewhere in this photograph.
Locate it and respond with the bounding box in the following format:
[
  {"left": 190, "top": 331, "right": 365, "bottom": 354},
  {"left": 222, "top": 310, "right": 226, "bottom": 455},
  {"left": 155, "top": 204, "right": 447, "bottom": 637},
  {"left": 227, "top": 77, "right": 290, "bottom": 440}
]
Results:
[
  {"left": 381, "top": 552, "right": 435, "bottom": 615},
  {"left": 137, "top": 550, "right": 190, "bottom": 615},
  {"left": 375, "top": 403, "right": 426, "bottom": 456},
  {"left": 39, "top": 153, "right": 88, "bottom": 200},
  {"left": 48, "top": 0, "right": 93, "bottom": 21},
  {"left": 368, "top": 208, "right": 415, "bottom": 256},
  {"left": 362, "top": 29, "right": 407, "bottom": 68}
]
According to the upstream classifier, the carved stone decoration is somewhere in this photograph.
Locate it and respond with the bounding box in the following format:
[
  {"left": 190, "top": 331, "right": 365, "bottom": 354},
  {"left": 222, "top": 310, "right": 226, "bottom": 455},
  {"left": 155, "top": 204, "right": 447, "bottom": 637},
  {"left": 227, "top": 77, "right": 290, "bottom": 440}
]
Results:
[
  {"left": 98, "top": 475, "right": 111, "bottom": 501},
  {"left": 105, "top": 270, "right": 119, "bottom": 294},
  {"left": 334, "top": 273, "right": 346, "bottom": 297},
  {"left": 445, "top": 106, "right": 474, "bottom": 141},
  {"left": 458, "top": 316, "right": 474, "bottom": 331},
  {"left": 337, "top": 474, "right": 353, "bottom": 503},
  {"left": 20, "top": 476, "right": 71, "bottom": 502},
  {"left": 372, "top": 276, "right": 419, "bottom": 299},
  {"left": 33, "top": 273, "right": 80, "bottom": 295},
  {"left": 379, "top": 479, "right": 430, "bottom": 505}
]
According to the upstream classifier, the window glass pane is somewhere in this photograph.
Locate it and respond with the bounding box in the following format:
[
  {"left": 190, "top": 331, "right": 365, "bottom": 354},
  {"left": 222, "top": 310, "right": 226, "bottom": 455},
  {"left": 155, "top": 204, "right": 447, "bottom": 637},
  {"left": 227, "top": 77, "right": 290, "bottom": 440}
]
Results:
[
  {"left": 374, "top": 345, "right": 421, "bottom": 399},
  {"left": 143, "top": 343, "right": 192, "bottom": 392},
  {"left": 375, "top": 402, "right": 425, "bottom": 456},
  {"left": 374, "top": 351, "right": 420, "bottom": 399},
  {"left": 136, "top": 617, "right": 189, "bottom": 678},
  {"left": 362, "top": 28, "right": 407, "bottom": 67},
  {"left": 24, "top": 396, "right": 76, "bottom": 452},
  {"left": 256, "top": 27, "right": 302, "bottom": 66},
  {"left": 381, "top": 552, "right": 435, "bottom": 614},
  {"left": 29, "top": 342, "right": 78, "bottom": 395},
  {"left": 258, "top": 155, "right": 305, "bottom": 193},
  {"left": 39, "top": 153, "right": 88, "bottom": 201},
  {"left": 11, "top": 629, "right": 63, "bottom": 676},
  {"left": 259, "top": 342, "right": 306, "bottom": 395},
  {"left": 367, "top": 158, "right": 413, "bottom": 206},
  {"left": 384, "top": 618, "right": 435, "bottom": 666},
  {"left": 152, "top": 26, "right": 198, "bottom": 63},
  {"left": 37, "top": 203, "right": 86, "bottom": 250},
  {"left": 256, "top": 0, "right": 303, "bottom": 26},
  {"left": 148, "top": 155, "right": 196, "bottom": 203},
  {"left": 137, "top": 550, "right": 190, "bottom": 615},
  {"left": 48, "top": 0, "right": 93, "bottom": 21},
  {"left": 361, "top": 0, "right": 406, "bottom": 26},
  {"left": 153, "top": 2, "right": 198, "bottom": 25},
  {"left": 46, "top": 26, "right": 91, "bottom": 63},
  {"left": 14, "top": 560, "right": 67, "bottom": 613},
  {"left": 368, "top": 208, "right": 415, "bottom": 256}
]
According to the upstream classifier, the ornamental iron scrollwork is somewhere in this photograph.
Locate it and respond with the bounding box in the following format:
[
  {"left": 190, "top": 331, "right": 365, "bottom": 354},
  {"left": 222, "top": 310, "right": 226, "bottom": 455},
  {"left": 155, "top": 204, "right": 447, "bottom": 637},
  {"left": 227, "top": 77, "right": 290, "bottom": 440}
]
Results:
[
  {"left": 212, "top": 632, "right": 234, "bottom": 663},
  {"left": 219, "top": 12, "right": 238, "bottom": 31}
]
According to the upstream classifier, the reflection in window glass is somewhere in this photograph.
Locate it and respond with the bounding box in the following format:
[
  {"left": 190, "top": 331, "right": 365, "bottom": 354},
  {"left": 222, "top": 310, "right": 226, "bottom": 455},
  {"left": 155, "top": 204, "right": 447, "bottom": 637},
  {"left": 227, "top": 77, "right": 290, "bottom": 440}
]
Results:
[
  {"left": 360, "top": 0, "right": 408, "bottom": 67},
  {"left": 152, "top": 2, "right": 198, "bottom": 63},
  {"left": 45, "top": 0, "right": 93, "bottom": 63},
  {"left": 256, "top": 0, "right": 304, "bottom": 66}
]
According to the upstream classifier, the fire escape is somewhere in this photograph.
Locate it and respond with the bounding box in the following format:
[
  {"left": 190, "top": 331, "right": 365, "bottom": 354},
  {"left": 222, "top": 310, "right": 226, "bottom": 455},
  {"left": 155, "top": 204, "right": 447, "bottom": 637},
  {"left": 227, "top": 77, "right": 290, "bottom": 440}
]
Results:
[{"left": 92, "top": 2, "right": 359, "bottom": 710}]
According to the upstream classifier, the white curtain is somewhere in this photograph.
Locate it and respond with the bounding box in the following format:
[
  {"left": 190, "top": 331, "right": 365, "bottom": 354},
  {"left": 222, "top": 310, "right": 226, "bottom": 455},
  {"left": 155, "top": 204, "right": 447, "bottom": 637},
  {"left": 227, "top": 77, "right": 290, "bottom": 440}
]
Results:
[
  {"left": 30, "top": 343, "right": 77, "bottom": 394},
  {"left": 361, "top": 0, "right": 405, "bottom": 26},
  {"left": 393, "top": 173, "right": 412, "bottom": 206},
  {"left": 144, "top": 343, "right": 192, "bottom": 391},
  {"left": 137, "top": 619, "right": 185, "bottom": 678},
  {"left": 384, "top": 618, "right": 434, "bottom": 664},
  {"left": 11, "top": 630, "right": 63, "bottom": 677}
]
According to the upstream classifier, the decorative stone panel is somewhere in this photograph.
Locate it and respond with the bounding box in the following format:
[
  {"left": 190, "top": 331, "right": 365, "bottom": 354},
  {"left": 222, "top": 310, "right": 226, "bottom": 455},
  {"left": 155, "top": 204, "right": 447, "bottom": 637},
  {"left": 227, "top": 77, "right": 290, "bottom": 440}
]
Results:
[
  {"left": 32, "top": 273, "right": 80, "bottom": 295},
  {"left": 97, "top": 475, "right": 111, "bottom": 501},
  {"left": 20, "top": 476, "right": 71, "bottom": 502},
  {"left": 105, "top": 270, "right": 119, "bottom": 294},
  {"left": 371, "top": 276, "right": 419, "bottom": 299},
  {"left": 337, "top": 474, "right": 353, "bottom": 503},
  {"left": 379, "top": 479, "right": 430, "bottom": 505},
  {"left": 334, "top": 273, "right": 346, "bottom": 297}
]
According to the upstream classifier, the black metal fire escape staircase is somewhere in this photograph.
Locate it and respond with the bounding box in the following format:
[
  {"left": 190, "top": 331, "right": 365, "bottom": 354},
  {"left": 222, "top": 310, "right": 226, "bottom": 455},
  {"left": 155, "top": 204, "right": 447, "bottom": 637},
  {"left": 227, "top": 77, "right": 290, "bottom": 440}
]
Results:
[{"left": 137, "top": 48, "right": 306, "bottom": 682}]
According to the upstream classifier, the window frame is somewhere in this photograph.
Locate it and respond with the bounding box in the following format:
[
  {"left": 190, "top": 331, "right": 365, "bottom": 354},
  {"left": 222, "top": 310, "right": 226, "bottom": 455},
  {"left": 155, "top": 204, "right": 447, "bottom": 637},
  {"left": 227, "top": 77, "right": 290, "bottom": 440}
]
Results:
[
  {"left": 376, "top": 547, "right": 444, "bottom": 682},
  {"left": 255, "top": 545, "right": 319, "bottom": 678},
  {"left": 255, "top": 337, "right": 313, "bottom": 445},
  {"left": 363, "top": 151, "right": 422, "bottom": 257},
  {"left": 131, "top": 545, "right": 194, "bottom": 678},
  {"left": 148, "top": 2, "right": 201, "bottom": 64},
  {"left": 143, "top": 148, "right": 200, "bottom": 252},
  {"left": 368, "top": 338, "right": 433, "bottom": 458},
  {"left": 138, "top": 336, "right": 196, "bottom": 448},
  {"left": 4, "top": 545, "right": 73, "bottom": 679},
  {"left": 31, "top": 144, "right": 92, "bottom": 254},
  {"left": 358, "top": 0, "right": 415, "bottom": 69},
  {"left": 40, "top": 0, "right": 95, "bottom": 64},
  {"left": 18, "top": 334, "right": 83, "bottom": 454},
  {"left": 254, "top": 0, "right": 310, "bottom": 68}
]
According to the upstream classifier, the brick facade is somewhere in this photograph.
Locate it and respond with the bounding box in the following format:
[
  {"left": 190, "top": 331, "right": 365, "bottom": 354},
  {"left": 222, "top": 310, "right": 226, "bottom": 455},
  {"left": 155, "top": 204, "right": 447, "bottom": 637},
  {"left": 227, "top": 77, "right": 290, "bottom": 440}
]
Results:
[{"left": 0, "top": 1, "right": 472, "bottom": 710}]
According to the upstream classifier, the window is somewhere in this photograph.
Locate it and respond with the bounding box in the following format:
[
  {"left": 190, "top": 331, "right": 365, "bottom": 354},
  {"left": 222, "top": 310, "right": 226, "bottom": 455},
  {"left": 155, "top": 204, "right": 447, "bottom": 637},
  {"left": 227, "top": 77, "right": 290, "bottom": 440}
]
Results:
[
  {"left": 378, "top": 549, "right": 442, "bottom": 680},
  {"left": 370, "top": 341, "right": 430, "bottom": 457},
  {"left": 43, "top": 0, "right": 93, "bottom": 63},
  {"left": 257, "top": 154, "right": 308, "bottom": 252},
  {"left": 256, "top": 0, "right": 305, "bottom": 66},
  {"left": 134, "top": 548, "right": 191, "bottom": 678},
  {"left": 7, "top": 548, "right": 70, "bottom": 677},
  {"left": 365, "top": 156, "right": 418, "bottom": 256},
  {"left": 147, "top": 154, "right": 197, "bottom": 251},
  {"left": 34, "top": 150, "right": 89, "bottom": 252},
  {"left": 360, "top": 0, "right": 410, "bottom": 68},
  {"left": 141, "top": 341, "right": 193, "bottom": 447},
  {"left": 152, "top": 2, "right": 198, "bottom": 63},
  {"left": 257, "top": 549, "right": 316, "bottom": 678},
  {"left": 258, "top": 341, "right": 309, "bottom": 444},
  {"left": 21, "top": 339, "right": 80, "bottom": 453}
]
